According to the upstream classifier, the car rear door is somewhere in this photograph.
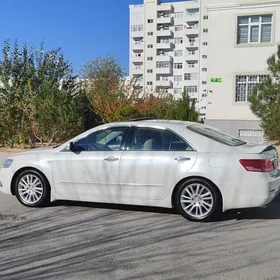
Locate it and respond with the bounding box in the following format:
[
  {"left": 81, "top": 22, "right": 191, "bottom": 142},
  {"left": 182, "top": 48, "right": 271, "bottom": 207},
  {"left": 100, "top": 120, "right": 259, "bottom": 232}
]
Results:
[{"left": 119, "top": 126, "right": 197, "bottom": 201}]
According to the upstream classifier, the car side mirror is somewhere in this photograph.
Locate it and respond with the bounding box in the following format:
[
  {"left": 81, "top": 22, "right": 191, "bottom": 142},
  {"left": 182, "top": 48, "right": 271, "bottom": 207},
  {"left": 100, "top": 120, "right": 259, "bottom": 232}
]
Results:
[
  {"left": 69, "top": 142, "right": 75, "bottom": 151},
  {"left": 65, "top": 142, "right": 75, "bottom": 152}
]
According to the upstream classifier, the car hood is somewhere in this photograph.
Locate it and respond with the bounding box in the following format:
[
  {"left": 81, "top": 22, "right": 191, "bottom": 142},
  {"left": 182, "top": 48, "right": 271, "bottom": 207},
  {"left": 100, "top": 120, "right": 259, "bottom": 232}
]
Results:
[{"left": 10, "top": 146, "right": 58, "bottom": 157}]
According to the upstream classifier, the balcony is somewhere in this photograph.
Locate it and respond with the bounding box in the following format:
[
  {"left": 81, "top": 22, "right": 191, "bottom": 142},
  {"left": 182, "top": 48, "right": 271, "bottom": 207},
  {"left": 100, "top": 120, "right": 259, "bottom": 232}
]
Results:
[
  {"left": 185, "top": 53, "right": 199, "bottom": 61},
  {"left": 157, "top": 29, "right": 174, "bottom": 37},
  {"left": 132, "top": 43, "right": 144, "bottom": 50},
  {"left": 156, "top": 80, "right": 173, "bottom": 88},
  {"left": 185, "top": 27, "right": 199, "bottom": 36},
  {"left": 156, "top": 55, "right": 172, "bottom": 62},
  {"left": 157, "top": 42, "right": 173, "bottom": 49},
  {"left": 186, "top": 13, "right": 199, "bottom": 22},
  {"left": 131, "top": 56, "right": 144, "bottom": 63},
  {"left": 157, "top": 16, "right": 173, "bottom": 25},
  {"left": 185, "top": 41, "right": 199, "bottom": 48},
  {"left": 134, "top": 80, "right": 144, "bottom": 88},
  {"left": 184, "top": 80, "right": 198, "bottom": 87},
  {"left": 185, "top": 66, "right": 198, "bottom": 73},
  {"left": 131, "top": 31, "right": 144, "bottom": 38},
  {"left": 156, "top": 67, "right": 172, "bottom": 75},
  {"left": 157, "top": 4, "right": 173, "bottom": 12},
  {"left": 131, "top": 68, "right": 144, "bottom": 75}
]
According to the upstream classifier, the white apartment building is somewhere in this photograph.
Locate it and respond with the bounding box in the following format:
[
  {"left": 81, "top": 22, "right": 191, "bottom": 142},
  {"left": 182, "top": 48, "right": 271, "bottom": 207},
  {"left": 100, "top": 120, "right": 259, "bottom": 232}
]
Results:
[
  {"left": 204, "top": 0, "right": 280, "bottom": 143},
  {"left": 129, "top": 0, "right": 208, "bottom": 117},
  {"left": 129, "top": 0, "right": 280, "bottom": 143}
]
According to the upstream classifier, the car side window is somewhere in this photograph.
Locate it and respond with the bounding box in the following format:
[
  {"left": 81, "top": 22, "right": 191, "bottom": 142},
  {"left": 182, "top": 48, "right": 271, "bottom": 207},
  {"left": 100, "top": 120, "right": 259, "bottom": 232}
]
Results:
[
  {"left": 74, "top": 127, "right": 128, "bottom": 152},
  {"left": 129, "top": 127, "right": 193, "bottom": 151}
]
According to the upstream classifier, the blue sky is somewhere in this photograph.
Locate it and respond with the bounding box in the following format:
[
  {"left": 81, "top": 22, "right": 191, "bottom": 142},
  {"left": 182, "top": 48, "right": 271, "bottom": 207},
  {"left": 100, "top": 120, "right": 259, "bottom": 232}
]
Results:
[{"left": 0, "top": 0, "right": 185, "bottom": 75}]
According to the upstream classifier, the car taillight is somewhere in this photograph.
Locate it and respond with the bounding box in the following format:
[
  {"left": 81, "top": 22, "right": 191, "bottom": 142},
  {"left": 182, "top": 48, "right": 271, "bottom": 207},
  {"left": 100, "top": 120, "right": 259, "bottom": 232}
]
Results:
[{"left": 239, "top": 159, "right": 274, "bottom": 172}]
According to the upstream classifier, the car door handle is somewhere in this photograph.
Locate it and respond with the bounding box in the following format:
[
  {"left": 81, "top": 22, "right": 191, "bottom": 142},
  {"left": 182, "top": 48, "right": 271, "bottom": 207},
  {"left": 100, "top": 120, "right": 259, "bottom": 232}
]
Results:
[
  {"left": 174, "top": 156, "right": 191, "bottom": 162},
  {"left": 104, "top": 156, "right": 119, "bottom": 162}
]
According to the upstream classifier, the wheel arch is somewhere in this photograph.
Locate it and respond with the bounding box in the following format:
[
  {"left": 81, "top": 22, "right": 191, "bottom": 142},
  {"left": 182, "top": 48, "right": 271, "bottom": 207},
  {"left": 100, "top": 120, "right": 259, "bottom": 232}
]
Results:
[
  {"left": 11, "top": 166, "right": 51, "bottom": 195},
  {"left": 171, "top": 176, "right": 223, "bottom": 211}
]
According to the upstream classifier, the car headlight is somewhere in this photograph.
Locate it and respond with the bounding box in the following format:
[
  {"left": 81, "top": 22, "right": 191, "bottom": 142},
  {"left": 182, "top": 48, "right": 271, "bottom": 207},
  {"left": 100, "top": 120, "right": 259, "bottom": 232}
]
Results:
[{"left": 2, "top": 159, "right": 13, "bottom": 168}]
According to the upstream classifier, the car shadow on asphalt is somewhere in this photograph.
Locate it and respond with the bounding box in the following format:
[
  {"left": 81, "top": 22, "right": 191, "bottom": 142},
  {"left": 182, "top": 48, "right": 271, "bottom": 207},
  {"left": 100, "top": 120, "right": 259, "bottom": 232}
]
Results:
[
  {"left": 49, "top": 194, "right": 280, "bottom": 222},
  {"left": 51, "top": 200, "right": 179, "bottom": 215}
]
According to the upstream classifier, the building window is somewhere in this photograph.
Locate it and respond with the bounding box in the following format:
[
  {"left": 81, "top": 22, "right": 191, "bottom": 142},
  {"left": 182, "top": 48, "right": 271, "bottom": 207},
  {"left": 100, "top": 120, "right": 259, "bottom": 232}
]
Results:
[
  {"left": 203, "top": 42, "right": 208, "bottom": 46},
  {"left": 184, "top": 73, "right": 198, "bottom": 80},
  {"left": 174, "top": 75, "right": 182, "bottom": 82},
  {"left": 147, "top": 81, "right": 153, "bottom": 86},
  {"left": 148, "top": 32, "right": 153, "bottom": 36},
  {"left": 157, "top": 50, "right": 169, "bottom": 56},
  {"left": 174, "top": 50, "right": 183, "bottom": 57},
  {"left": 174, "top": 12, "right": 184, "bottom": 19},
  {"left": 174, "top": 88, "right": 182, "bottom": 94},
  {"left": 147, "top": 69, "right": 153, "bottom": 73},
  {"left": 237, "top": 15, "right": 272, "bottom": 44},
  {"left": 203, "top": 28, "right": 208, "bottom": 33},
  {"left": 174, "top": 63, "right": 183, "bottom": 69},
  {"left": 175, "top": 25, "right": 183, "bottom": 31},
  {"left": 148, "top": 19, "right": 153, "bottom": 23},
  {"left": 159, "top": 38, "right": 171, "bottom": 44},
  {"left": 203, "top": 15, "right": 208, "bottom": 20},
  {"left": 156, "top": 61, "right": 170, "bottom": 68},
  {"left": 134, "top": 64, "right": 143, "bottom": 70},
  {"left": 202, "top": 68, "right": 207, "bottom": 72},
  {"left": 188, "top": 63, "right": 196, "bottom": 68},
  {"left": 131, "top": 12, "right": 144, "bottom": 21},
  {"left": 235, "top": 74, "right": 269, "bottom": 102},
  {"left": 174, "top": 37, "right": 183, "bottom": 44},
  {"left": 202, "top": 55, "right": 207, "bottom": 59},
  {"left": 185, "top": 86, "right": 198, "bottom": 93},
  {"left": 131, "top": 25, "right": 144, "bottom": 32},
  {"left": 147, "top": 57, "right": 153, "bottom": 61},
  {"left": 147, "top": 44, "right": 153, "bottom": 48},
  {"left": 202, "top": 81, "right": 207, "bottom": 85},
  {"left": 239, "top": 129, "right": 264, "bottom": 141},
  {"left": 159, "top": 76, "right": 169, "bottom": 81}
]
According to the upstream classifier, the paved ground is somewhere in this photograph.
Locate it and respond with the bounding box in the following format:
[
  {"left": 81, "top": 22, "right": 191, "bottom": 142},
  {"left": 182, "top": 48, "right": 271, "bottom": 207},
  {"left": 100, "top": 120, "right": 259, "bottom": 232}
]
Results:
[{"left": 1, "top": 153, "right": 280, "bottom": 280}]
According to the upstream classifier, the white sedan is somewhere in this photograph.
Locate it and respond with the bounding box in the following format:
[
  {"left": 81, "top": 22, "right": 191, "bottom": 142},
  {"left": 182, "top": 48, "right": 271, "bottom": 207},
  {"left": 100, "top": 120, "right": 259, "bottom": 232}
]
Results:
[{"left": 0, "top": 119, "right": 280, "bottom": 221}]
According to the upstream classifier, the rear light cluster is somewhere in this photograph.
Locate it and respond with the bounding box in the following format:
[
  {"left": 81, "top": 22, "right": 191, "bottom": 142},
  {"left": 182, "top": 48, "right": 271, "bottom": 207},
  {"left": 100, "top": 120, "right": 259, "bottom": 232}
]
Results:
[{"left": 239, "top": 159, "right": 274, "bottom": 172}]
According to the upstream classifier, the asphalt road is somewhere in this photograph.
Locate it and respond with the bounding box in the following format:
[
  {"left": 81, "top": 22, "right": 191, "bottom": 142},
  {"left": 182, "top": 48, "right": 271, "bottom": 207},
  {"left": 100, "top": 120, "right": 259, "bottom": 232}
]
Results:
[{"left": 1, "top": 153, "right": 280, "bottom": 280}]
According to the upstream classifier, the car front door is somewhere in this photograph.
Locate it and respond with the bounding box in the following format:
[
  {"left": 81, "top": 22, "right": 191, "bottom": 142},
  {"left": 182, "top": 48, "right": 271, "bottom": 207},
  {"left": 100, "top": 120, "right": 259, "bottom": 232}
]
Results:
[
  {"left": 119, "top": 126, "right": 197, "bottom": 202},
  {"left": 52, "top": 126, "right": 129, "bottom": 203}
]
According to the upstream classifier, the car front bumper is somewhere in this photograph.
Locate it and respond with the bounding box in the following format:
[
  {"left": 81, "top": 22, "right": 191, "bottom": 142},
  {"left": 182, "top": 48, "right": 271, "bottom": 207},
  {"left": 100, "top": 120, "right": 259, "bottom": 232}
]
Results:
[{"left": 0, "top": 167, "right": 13, "bottom": 195}]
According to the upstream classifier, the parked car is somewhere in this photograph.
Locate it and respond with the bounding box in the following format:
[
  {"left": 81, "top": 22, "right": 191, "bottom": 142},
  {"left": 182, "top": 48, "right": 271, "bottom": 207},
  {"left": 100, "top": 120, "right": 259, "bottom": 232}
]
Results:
[{"left": 0, "top": 118, "right": 279, "bottom": 221}]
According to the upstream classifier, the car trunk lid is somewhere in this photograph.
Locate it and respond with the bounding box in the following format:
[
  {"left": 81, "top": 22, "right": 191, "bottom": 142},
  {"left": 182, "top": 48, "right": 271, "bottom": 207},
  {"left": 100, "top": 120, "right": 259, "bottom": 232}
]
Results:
[{"left": 238, "top": 141, "right": 279, "bottom": 174}]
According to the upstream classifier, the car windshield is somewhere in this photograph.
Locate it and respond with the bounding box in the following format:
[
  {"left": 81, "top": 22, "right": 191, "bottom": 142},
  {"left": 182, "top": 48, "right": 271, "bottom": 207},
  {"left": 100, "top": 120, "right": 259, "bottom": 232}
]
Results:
[{"left": 187, "top": 124, "right": 247, "bottom": 146}]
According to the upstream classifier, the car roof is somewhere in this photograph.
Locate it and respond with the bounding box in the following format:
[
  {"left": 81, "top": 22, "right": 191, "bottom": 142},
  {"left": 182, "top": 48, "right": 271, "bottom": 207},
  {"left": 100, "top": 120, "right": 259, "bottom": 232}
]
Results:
[{"left": 109, "top": 119, "right": 197, "bottom": 129}]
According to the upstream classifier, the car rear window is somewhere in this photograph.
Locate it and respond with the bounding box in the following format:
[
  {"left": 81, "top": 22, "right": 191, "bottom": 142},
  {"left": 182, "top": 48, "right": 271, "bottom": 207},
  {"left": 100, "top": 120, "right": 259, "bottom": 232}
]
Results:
[{"left": 187, "top": 124, "right": 247, "bottom": 146}]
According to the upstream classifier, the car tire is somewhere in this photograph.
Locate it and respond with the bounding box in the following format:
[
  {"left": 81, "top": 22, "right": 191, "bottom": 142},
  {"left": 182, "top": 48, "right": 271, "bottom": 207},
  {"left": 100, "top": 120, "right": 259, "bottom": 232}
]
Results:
[
  {"left": 14, "top": 169, "right": 50, "bottom": 207},
  {"left": 174, "top": 178, "right": 221, "bottom": 222}
]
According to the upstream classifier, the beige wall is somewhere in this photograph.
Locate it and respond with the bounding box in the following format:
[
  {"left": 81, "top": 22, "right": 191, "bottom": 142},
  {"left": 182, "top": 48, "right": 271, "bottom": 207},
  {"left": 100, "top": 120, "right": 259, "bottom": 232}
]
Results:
[{"left": 204, "top": 0, "right": 280, "bottom": 121}]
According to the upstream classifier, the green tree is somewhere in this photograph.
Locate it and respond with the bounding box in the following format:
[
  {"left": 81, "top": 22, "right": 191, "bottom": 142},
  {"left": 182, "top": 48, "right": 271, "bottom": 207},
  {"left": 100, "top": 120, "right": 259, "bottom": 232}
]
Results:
[
  {"left": 82, "top": 55, "right": 199, "bottom": 124},
  {"left": 82, "top": 55, "right": 128, "bottom": 123},
  {"left": 249, "top": 45, "right": 280, "bottom": 141},
  {"left": 172, "top": 89, "right": 199, "bottom": 122},
  {"left": 0, "top": 40, "right": 83, "bottom": 147},
  {"left": 0, "top": 41, "right": 25, "bottom": 147}
]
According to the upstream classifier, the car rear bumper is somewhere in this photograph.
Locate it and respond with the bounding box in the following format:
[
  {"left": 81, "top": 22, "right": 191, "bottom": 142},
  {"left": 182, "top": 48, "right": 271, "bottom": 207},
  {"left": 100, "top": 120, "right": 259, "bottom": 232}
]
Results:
[
  {"left": 222, "top": 171, "right": 280, "bottom": 211},
  {"left": 260, "top": 176, "right": 280, "bottom": 207},
  {"left": 0, "top": 168, "right": 13, "bottom": 195}
]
